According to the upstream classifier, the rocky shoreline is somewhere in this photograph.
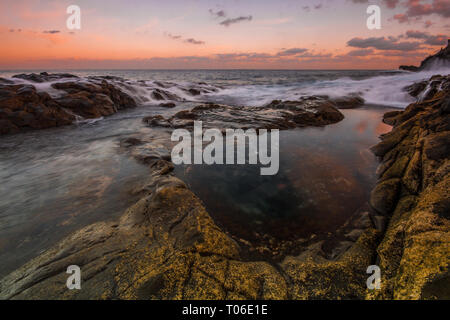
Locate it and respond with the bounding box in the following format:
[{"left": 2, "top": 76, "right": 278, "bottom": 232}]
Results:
[
  {"left": 0, "top": 72, "right": 221, "bottom": 135},
  {"left": 368, "top": 75, "right": 449, "bottom": 299},
  {"left": 0, "top": 71, "right": 448, "bottom": 299},
  {"left": 400, "top": 40, "right": 450, "bottom": 72}
]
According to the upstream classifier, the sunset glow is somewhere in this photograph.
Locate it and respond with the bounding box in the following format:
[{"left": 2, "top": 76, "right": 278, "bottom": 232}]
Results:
[{"left": 0, "top": 0, "right": 449, "bottom": 69}]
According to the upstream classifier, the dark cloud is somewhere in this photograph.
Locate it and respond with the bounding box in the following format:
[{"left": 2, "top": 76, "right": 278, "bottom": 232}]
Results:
[
  {"left": 423, "top": 35, "right": 448, "bottom": 46},
  {"left": 405, "top": 30, "right": 448, "bottom": 46},
  {"left": 167, "top": 33, "right": 182, "bottom": 40},
  {"left": 165, "top": 33, "right": 205, "bottom": 45},
  {"left": 346, "top": 49, "right": 375, "bottom": 56},
  {"left": 43, "top": 30, "right": 60, "bottom": 34},
  {"left": 209, "top": 9, "right": 226, "bottom": 18},
  {"left": 302, "top": 6, "right": 311, "bottom": 12},
  {"left": 347, "top": 36, "right": 422, "bottom": 51},
  {"left": 424, "top": 20, "right": 433, "bottom": 28},
  {"left": 276, "top": 48, "right": 308, "bottom": 56},
  {"left": 302, "top": 4, "right": 323, "bottom": 12},
  {"left": 350, "top": 0, "right": 399, "bottom": 9},
  {"left": 393, "top": 0, "right": 450, "bottom": 23},
  {"left": 384, "top": 0, "right": 400, "bottom": 9},
  {"left": 219, "top": 16, "right": 253, "bottom": 27},
  {"left": 214, "top": 49, "right": 331, "bottom": 61},
  {"left": 184, "top": 38, "right": 205, "bottom": 45}
]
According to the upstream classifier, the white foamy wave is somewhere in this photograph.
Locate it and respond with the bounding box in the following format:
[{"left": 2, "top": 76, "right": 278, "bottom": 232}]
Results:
[
  {"left": 204, "top": 69, "right": 450, "bottom": 108},
  {"left": 298, "top": 68, "right": 450, "bottom": 108},
  {"left": 1, "top": 74, "right": 222, "bottom": 106}
]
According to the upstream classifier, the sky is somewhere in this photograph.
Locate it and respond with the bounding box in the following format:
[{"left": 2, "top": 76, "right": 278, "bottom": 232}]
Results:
[{"left": 0, "top": 0, "right": 448, "bottom": 69}]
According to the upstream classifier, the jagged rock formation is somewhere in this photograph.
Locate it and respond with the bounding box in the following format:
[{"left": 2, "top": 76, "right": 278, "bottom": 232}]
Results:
[
  {"left": 368, "top": 75, "right": 450, "bottom": 299},
  {"left": 0, "top": 73, "right": 137, "bottom": 135},
  {"left": 0, "top": 73, "right": 221, "bottom": 135},
  {"left": 400, "top": 39, "right": 450, "bottom": 72}
]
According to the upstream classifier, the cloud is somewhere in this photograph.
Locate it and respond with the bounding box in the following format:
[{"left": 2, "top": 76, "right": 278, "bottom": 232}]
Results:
[
  {"left": 347, "top": 36, "right": 422, "bottom": 51},
  {"left": 302, "top": 4, "right": 323, "bottom": 12},
  {"left": 167, "top": 33, "right": 182, "bottom": 40},
  {"left": 405, "top": 30, "right": 448, "bottom": 46},
  {"left": 184, "top": 38, "right": 205, "bottom": 45},
  {"left": 42, "top": 30, "right": 60, "bottom": 34},
  {"left": 393, "top": 0, "right": 450, "bottom": 23},
  {"left": 209, "top": 9, "right": 226, "bottom": 18},
  {"left": 350, "top": 0, "right": 399, "bottom": 8},
  {"left": 384, "top": 0, "right": 400, "bottom": 9},
  {"left": 165, "top": 32, "right": 205, "bottom": 45},
  {"left": 220, "top": 16, "right": 253, "bottom": 27},
  {"left": 346, "top": 49, "right": 375, "bottom": 56},
  {"left": 276, "top": 48, "right": 308, "bottom": 56},
  {"left": 424, "top": 20, "right": 433, "bottom": 28},
  {"left": 302, "top": 6, "right": 311, "bottom": 12}
]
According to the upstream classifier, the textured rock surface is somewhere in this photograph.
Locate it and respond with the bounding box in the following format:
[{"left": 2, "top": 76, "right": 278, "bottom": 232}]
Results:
[
  {"left": 367, "top": 75, "right": 450, "bottom": 300},
  {"left": 0, "top": 73, "right": 137, "bottom": 135},
  {"left": 143, "top": 97, "right": 344, "bottom": 130},
  {"left": 0, "top": 84, "right": 75, "bottom": 134}
]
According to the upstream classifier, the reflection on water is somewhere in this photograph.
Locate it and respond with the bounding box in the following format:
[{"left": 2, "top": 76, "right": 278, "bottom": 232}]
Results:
[{"left": 175, "top": 107, "right": 394, "bottom": 257}]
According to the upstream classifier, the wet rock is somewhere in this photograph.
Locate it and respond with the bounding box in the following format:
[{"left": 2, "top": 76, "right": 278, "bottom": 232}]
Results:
[
  {"left": 0, "top": 84, "right": 74, "bottom": 134},
  {"left": 330, "top": 95, "right": 365, "bottom": 109},
  {"left": 404, "top": 81, "right": 428, "bottom": 98},
  {"left": 159, "top": 102, "right": 176, "bottom": 108},
  {"left": 0, "top": 74, "right": 137, "bottom": 135},
  {"left": 370, "top": 178, "right": 401, "bottom": 215},
  {"left": 187, "top": 88, "right": 201, "bottom": 96},
  {"left": 145, "top": 97, "right": 344, "bottom": 131},
  {"left": 368, "top": 74, "right": 450, "bottom": 300},
  {"left": 151, "top": 88, "right": 180, "bottom": 101},
  {"left": 345, "top": 229, "right": 364, "bottom": 242},
  {"left": 12, "top": 72, "right": 79, "bottom": 83}
]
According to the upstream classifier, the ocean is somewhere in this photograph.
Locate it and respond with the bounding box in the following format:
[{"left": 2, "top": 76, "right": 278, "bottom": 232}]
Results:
[{"left": 1, "top": 68, "right": 447, "bottom": 108}]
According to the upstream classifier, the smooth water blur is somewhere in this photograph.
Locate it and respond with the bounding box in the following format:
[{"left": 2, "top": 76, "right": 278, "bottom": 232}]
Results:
[{"left": 0, "top": 105, "right": 178, "bottom": 277}]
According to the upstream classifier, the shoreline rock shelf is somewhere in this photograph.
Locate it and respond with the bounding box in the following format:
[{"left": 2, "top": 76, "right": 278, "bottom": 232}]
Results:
[
  {"left": 0, "top": 73, "right": 137, "bottom": 135},
  {"left": 368, "top": 75, "right": 450, "bottom": 299}
]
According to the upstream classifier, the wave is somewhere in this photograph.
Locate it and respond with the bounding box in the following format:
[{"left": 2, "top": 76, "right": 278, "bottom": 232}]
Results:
[
  {"left": 203, "top": 68, "right": 450, "bottom": 108},
  {"left": 3, "top": 69, "right": 449, "bottom": 110}
]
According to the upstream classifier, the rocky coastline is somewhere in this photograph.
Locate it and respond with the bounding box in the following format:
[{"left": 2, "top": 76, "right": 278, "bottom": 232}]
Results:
[
  {"left": 400, "top": 39, "right": 450, "bottom": 72},
  {"left": 0, "top": 70, "right": 448, "bottom": 299}
]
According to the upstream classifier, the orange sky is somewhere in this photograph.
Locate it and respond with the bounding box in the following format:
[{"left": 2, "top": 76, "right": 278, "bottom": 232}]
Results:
[{"left": 0, "top": 0, "right": 448, "bottom": 69}]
